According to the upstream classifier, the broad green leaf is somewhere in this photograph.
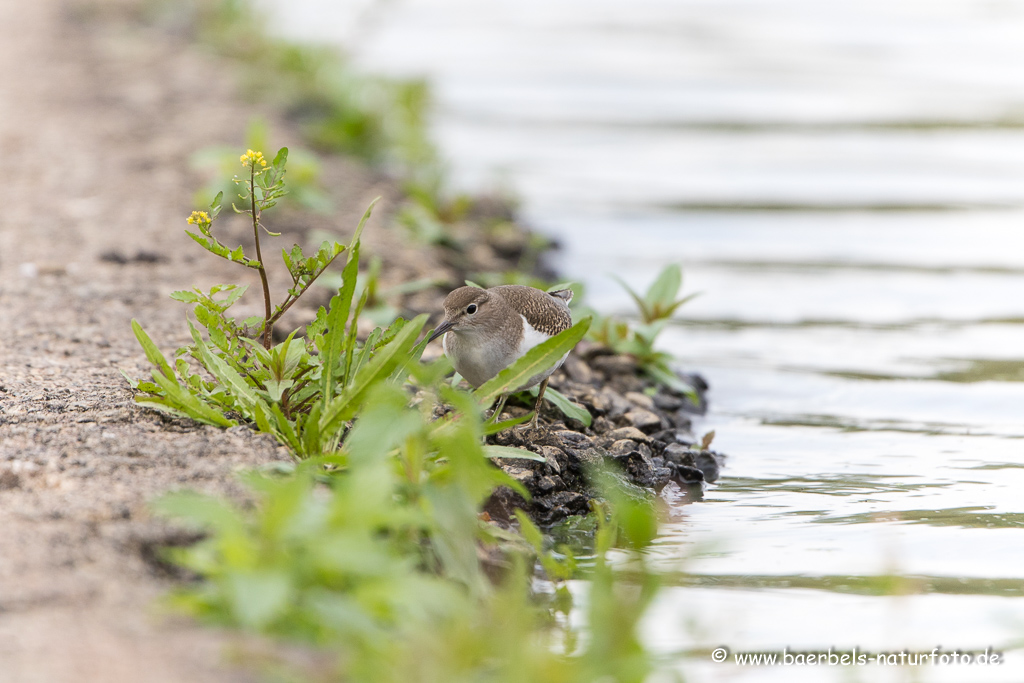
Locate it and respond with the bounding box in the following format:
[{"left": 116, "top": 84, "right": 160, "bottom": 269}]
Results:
[
  {"left": 342, "top": 287, "right": 370, "bottom": 386},
  {"left": 645, "top": 264, "right": 681, "bottom": 311},
  {"left": 170, "top": 290, "right": 199, "bottom": 303},
  {"left": 131, "top": 319, "right": 174, "bottom": 379},
  {"left": 271, "top": 146, "right": 288, "bottom": 173},
  {"left": 474, "top": 317, "right": 591, "bottom": 408},
  {"left": 225, "top": 571, "right": 293, "bottom": 629},
  {"left": 321, "top": 239, "right": 360, "bottom": 406},
  {"left": 526, "top": 386, "right": 592, "bottom": 426},
  {"left": 209, "top": 190, "right": 223, "bottom": 217},
  {"left": 483, "top": 445, "right": 546, "bottom": 462}
]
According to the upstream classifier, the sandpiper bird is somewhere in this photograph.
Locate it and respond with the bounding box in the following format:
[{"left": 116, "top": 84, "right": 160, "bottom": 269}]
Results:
[{"left": 428, "top": 285, "right": 574, "bottom": 427}]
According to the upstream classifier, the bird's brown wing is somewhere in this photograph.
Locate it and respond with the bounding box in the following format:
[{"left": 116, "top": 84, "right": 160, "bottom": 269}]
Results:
[{"left": 492, "top": 285, "right": 572, "bottom": 337}]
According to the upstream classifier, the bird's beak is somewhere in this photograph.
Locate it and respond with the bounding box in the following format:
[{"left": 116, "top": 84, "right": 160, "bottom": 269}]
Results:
[{"left": 427, "top": 319, "right": 455, "bottom": 344}]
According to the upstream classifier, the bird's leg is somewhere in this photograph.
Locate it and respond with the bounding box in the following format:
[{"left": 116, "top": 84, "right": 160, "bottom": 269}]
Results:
[{"left": 527, "top": 377, "right": 550, "bottom": 430}]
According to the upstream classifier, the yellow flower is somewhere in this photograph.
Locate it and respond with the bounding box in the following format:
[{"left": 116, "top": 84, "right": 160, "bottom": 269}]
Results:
[
  {"left": 240, "top": 149, "right": 268, "bottom": 168},
  {"left": 186, "top": 210, "right": 211, "bottom": 226}
]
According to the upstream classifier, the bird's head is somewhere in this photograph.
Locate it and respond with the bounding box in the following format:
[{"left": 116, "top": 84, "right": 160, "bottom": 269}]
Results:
[{"left": 428, "top": 286, "right": 497, "bottom": 343}]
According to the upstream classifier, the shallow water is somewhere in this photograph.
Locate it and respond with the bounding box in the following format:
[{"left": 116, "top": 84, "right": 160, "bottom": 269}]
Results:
[{"left": 263, "top": 1, "right": 1024, "bottom": 679}]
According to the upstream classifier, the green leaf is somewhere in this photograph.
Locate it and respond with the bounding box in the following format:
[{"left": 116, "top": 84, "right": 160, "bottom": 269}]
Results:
[
  {"left": 131, "top": 319, "right": 174, "bottom": 379},
  {"left": 342, "top": 287, "right": 370, "bottom": 386},
  {"left": 482, "top": 445, "right": 546, "bottom": 462},
  {"left": 465, "top": 280, "right": 484, "bottom": 289},
  {"left": 272, "top": 146, "right": 288, "bottom": 173},
  {"left": 349, "top": 197, "right": 379, "bottom": 252},
  {"left": 662, "top": 290, "right": 701, "bottom": 318},
  {"left": 170, "top": 290, "right": 200, "bottom": 303},
  {"left": 527, "top": 386, "right": 592, "bottom": 426},
  {"left": 320, "top": 315, "right": 427, "bottom": 436},
  {"left": 321, "top": 240, "right": 360, "bottom": 406},
  {"left": 474, "top": 317, "right": 591, "bottom": 409},
  {"left": 482, "top": 411, "right": 532, "bottom": 435},
  {"left": 188, "top": 321, "right": 259, "bottom": 410},
  {"left": 226, "top": 571, "right": 293, "bottom": 630},
  {"left": 119, "top": 368, "right": 140, "bottom": 390},
  {"left": 209, "top": 190, "right": 223, "bottom": 217},
  {"left": 643, "top": 361, "right": 698, "bottom": 402},
  {"left": 645, "top": 264, "right": 681, "bottom": 312},
  {"left": 148, "top": 369, "right": 235, "bottom": 427}
]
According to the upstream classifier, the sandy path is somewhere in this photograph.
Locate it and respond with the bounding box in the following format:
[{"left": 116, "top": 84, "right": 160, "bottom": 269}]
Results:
[{"left": 0, "top": 2, "right": 383, "bottom": 680}]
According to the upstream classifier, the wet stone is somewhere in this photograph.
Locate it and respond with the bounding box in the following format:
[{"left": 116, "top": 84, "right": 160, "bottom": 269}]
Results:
[
  {"left": 503, "top": 465, "right": 536, "bottom": 487},
  {"left": 624, "top": 391, "right": 656, "bottom": 410},
  {"left": 591, "top": 416, "right": 616, "bottom": 434},
  {"left": 609, "top": 439, "right": 637, "bottom": 456},
  {"left": 589, "top": 354, "right": 638, "bottom": 376},
  {"left": 653, "top": 392, "right": 685, "bottom": 411},
  {"left": 535, "top": 475, "right": 563, "bottom": 492},
  {"left": 580, "top": 390, "right": 611, "bottom": 415},
  {"left": 671, "top": 464, "right": 705, "bottom": 485},
  {"left": 695, "top": 450, "right": 724, "bottom": 484},
  {"left": 553, "top": 430, "right": 591, "bottom": 449},
  {"left": 625, "top": 408, "right": 663, "bottom": 433},
  {"left": 670, "top": 409, "right": 694, "bottom": 430},
  {"left": 612, "top": 447, "right": 670, "bottom": 491},
  {"left": 663, "top": 443, "right": 696, "bottom": 467},
  {"left": 604, "top": 426, "right": 651, "bottom": 444},
  {"left": 600, "top": 388, "right": 633, "bottom": 418},
  {"left": 539, "top": 446, "right": 563, "bottom": 474},
  {"left": 531, "top": 490, "right": 590, "bottom": 525},
  {"left": 650, "top": 428, "right": 695, "bottom": 447},
  {"left": 561, "top": 355, "right": 596, "bottom": 385}
]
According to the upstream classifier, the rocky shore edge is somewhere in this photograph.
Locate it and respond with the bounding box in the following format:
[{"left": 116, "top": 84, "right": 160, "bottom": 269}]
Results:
[{"left": 479, "top": 341, "right": 724, "bottom": 526}]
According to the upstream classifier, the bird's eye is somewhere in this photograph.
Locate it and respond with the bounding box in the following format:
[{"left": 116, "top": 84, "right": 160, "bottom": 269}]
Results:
[{"left": 466, "top": 304, "right": 478, "bottom": 315}]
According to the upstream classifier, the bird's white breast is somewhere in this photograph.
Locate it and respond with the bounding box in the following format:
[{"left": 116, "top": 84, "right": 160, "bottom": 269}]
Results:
[
  {"left": 518, "top": 314, "right": 569, "bottom": 388},
  {"left": 517, "top": 314, "right": 552, "bottom": 356}
]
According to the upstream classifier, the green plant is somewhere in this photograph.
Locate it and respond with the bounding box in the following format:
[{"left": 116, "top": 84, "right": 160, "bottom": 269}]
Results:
[
  {"left": 191, "top": 118, "right": 332, "bottom": 213},
  {"left": 155, "top": 428, "right": 669, "bottom": 683},
  {"left": 127, "top": 147, "right": 429, "bottom": 457},
  {"left": 590, "top": 264, "right": 699, "bottom": 398}
]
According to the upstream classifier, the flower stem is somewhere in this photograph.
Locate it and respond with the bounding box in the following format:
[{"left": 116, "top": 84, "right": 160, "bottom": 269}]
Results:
[{"left": 251, "top": 164, "right": 273, "bottom": 349}]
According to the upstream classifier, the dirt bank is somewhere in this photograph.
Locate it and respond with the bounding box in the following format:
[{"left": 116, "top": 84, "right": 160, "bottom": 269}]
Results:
[{"left": 0, "top": 2, "right": 387, "bottom": 680}]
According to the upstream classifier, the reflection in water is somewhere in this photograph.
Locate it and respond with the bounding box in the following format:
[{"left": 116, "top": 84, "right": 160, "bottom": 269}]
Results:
[{"left": 264, "top": 0, "right": 1024, "bottom": 679}]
